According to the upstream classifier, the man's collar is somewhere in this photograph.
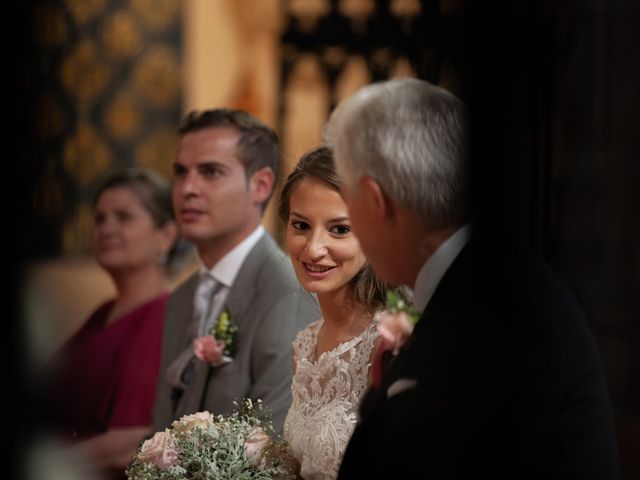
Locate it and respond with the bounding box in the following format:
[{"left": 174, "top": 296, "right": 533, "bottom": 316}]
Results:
[
  {"left": 199, "top": 225, "right": 265, "bottom": 287},
  {"left": 412, "top": 224, "right": 471, "bottom": 312}
]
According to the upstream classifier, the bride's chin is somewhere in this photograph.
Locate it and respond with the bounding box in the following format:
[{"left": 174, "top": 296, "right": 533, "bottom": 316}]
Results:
[{"left": 300, "top": 281, "right": 328, "bottom": 295}]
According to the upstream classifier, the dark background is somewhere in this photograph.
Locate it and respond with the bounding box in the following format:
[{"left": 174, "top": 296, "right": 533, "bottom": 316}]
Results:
[
  {"left": 11, "top": 0, "right": 639, "bottom": 478},
  {"left": 458, "top": 1, "right": 639, "bottom": 478}
]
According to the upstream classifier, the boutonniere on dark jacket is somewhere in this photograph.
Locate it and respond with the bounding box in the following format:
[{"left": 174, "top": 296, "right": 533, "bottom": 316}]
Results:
[{"left": 371, "top": 291, "right": 420, "bottom": 388}]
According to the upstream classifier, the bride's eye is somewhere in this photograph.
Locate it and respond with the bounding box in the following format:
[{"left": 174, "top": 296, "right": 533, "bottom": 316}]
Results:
[
  {"left": 330, "top": 224, "right": 351, "bottom": 235},
  {"left": 290, "top": 220, "right": 309, "bottom": 231}
]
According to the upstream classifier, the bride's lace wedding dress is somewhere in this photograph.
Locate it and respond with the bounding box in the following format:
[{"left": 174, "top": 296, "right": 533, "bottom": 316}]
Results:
[{"left": 283, "top": 317, "right": 379, "bottom": 480}]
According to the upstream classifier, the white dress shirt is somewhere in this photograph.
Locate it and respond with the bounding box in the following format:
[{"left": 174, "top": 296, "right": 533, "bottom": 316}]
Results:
[{"left": 412, "top": 224, "right": 471, "bottom": 313}]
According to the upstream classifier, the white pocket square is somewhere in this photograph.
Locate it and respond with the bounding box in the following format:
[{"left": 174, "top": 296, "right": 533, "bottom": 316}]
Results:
[
  {"left": 386, "top": 378, "right": 417, "bottom": 398},
  {"left": 212, "top": 355, "right": 234, "bottom": 367}
]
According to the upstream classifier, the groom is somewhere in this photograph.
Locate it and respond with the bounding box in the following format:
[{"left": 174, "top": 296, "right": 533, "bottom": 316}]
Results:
[
  {"left": 325, "top": 78, "right": 618, "bottom": 478},
  {"left": 152, "top": 108, "right": 316, "bottom": 435}
]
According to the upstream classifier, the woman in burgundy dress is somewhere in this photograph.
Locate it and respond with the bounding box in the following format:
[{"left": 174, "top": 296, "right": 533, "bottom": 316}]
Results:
[{"left": 43, "top": 168, "right": 179, "bottom": 479}]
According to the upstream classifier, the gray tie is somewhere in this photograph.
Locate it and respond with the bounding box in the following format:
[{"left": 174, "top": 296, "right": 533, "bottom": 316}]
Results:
[
  {"left": 195, "top": 273, "right": 222, "bottom": 336},
  {"left": 165, "top": 273, "right": 223, "bottom": 390}
]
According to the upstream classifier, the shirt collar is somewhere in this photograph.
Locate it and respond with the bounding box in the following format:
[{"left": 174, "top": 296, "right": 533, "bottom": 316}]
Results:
[
  {"left": 199, "top": 225, "right": 265, "bottom": 288},
  {"left": 412, "top": 224, "right": 471, "bottom": 312}
]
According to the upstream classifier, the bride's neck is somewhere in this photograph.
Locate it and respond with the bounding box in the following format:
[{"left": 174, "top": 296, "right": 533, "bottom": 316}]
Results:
[{"left": 317, "top": 286, "right": 371, "bottom": 337}]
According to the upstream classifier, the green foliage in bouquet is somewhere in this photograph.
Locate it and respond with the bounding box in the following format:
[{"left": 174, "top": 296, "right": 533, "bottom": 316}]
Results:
[{"left": 126, "top": 399, "right": 295, "bottom": 480}]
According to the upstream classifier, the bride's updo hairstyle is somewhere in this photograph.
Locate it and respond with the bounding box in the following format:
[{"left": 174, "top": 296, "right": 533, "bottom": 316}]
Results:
[{"left": 279, "top": 145, "right": 393, "bottom": 313}]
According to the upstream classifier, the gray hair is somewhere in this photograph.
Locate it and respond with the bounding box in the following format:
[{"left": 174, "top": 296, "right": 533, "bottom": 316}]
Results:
[{"left": 324, "top": 77, "right": 469, "bottom": 228}]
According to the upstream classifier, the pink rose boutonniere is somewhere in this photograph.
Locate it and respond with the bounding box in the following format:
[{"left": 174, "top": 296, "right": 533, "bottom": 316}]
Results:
[
  {"left": 372, "top": 290, "right": 421, "bottom": 388},
  {"left": 193, "top": 309, "right": 238, "bottom": 367},
  {"left": 377, "top": 309, "right": 416, "bottom": 356},
  {"left": 377, "top": 290, "right": 421, "bottom": 353}
]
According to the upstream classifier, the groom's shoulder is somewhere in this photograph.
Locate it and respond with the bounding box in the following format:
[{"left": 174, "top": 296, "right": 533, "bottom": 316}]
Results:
[
  {"left": 165, "top": 270, "right": 199, "bottom": 313},
  {"left": 245, "top": 233, "right": 299, "bottom": 289},
  {"left": 170, "top": 270, "right": 200, "bottom": 298}
]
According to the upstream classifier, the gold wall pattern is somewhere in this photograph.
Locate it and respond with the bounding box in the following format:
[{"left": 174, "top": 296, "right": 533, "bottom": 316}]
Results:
[
  {"left": 27, "top": 0, "right": 459, "bottom": 257},
  {"left": 30, "top": 0, "right": 182, "bottom": 256},
  {"left": 273, "top": 0, "right": 463, "bottom": 242},
  {"left": 277, "top": 0, "right": 453, "bottom": 156}
]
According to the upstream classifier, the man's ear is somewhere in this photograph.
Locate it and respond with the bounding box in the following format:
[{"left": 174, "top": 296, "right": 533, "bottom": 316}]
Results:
[
  {"left": 360, "top": 176, "right": 395, "bottom": 223},
  {"left": 250, "top": 167, "right": 275, "bottom": 205}
]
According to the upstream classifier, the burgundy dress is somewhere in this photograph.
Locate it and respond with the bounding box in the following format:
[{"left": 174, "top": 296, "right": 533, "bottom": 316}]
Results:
[{"left": 46, "top": 293, "right": 169, "bottom": 442}]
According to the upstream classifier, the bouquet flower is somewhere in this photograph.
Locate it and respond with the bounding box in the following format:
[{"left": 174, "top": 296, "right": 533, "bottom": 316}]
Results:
[
  {"left": 126, "top": 399, "right": 295, "bottom": 480},
  {"left": 193, "top": 309, "right": 239, "bottom": 367}
]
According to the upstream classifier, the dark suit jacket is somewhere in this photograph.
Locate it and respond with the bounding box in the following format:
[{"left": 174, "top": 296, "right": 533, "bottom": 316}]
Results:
[
  {"left": 152, "top": 233, "right": 318, "bottom": 434},
  {"left": 338, "top": 236, "right": 618, "bottom": 479}
]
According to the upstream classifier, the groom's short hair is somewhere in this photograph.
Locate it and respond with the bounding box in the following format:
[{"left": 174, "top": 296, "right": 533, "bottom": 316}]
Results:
[{"left": 324, "top": 77, "right": 469, "bottom": 229}]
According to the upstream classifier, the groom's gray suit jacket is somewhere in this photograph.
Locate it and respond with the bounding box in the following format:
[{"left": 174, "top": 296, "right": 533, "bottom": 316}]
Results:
[{"left": 152, "top": 233, "right": 317, "bottom": 434}]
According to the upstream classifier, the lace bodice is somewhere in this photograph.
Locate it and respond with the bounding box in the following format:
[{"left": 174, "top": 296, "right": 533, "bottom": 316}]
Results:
[{"left": 283, "top": 317, "right": 379, "bottom": 480}]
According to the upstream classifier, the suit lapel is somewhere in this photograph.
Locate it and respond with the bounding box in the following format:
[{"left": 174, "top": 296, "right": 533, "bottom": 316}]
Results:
[
  {"left": 170, "top": 274, "right": 203, "bottom": 417},
  {"left": 224, "top": 234, "right": 273, "bottom": 331},
  {"left": 177, "top": 361, "right": 211, "bottom": 416},
  {"left": 359, "top": 312, "right": 425, "bottom": 421},
  {"left": 178, "top": 274, "right": 199, "bottom": 346}
]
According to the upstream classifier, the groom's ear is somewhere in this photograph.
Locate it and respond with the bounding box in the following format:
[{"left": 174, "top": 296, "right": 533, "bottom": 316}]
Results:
[
  {"left": 360, "top": 176, "right": 396, "bottom": 223},
  {"left": 249, "top": 167, "right": 275, "bottom": 205}
]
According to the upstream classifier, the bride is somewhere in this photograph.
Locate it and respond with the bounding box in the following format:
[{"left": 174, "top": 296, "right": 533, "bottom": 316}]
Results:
[{"left": 278, "top": 146, "right": 401, "bottom": 479}]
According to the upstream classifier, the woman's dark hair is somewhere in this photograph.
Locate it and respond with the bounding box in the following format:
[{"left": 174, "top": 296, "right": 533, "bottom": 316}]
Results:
[
  {"left": 92, "top": 167, "right": 179, "bottom": 265},
  {"left": 279, "top": 145, "right": 394, "bottom": 313}
]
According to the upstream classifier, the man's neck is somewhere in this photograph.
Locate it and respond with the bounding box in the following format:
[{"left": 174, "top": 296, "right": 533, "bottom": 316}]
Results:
[
  {"left": 198, "top": 223, "right": 262, "bottom": 269},
  {"left": 413, "top": 225, "right": 462, "bottom": 281},
  {"left": 396, "top": 216, "right": 461, "bottom": 289}
]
